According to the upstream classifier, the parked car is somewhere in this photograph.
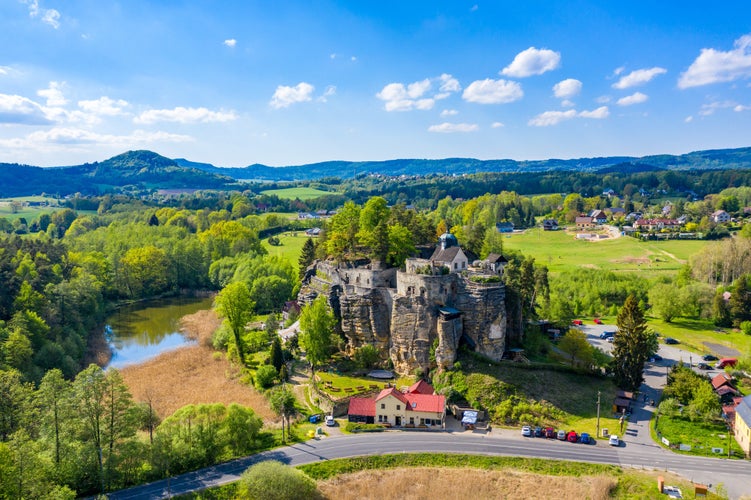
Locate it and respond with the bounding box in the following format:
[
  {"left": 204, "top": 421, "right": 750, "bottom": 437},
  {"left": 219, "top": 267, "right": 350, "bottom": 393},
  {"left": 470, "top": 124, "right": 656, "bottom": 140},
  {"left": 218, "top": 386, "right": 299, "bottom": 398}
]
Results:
[
  {"left": 566, "top": 431, "right": 578, "bottom": 443},
  {"left": 609, "top": 434, "right": 620, "bottom": 446},
  {"left": 557, "top": 429, "right": 567, "bottom": 440},
  {"left": 325, "top": 415, "right": 336, "bottom": 427},
  {"left": 533, "top": 426, "right": 543, "bottom": 437},
  {"left": 572, "top": 320, "right": 583, "bottom": 326},
  {"left": 309, "top": 414, "right": 321, "bottom": 423},
  {"left": 580, "top": 432, "right": 591, "bottom": 444},
  {"left": 702, "top": 354, "right": 719, "bottom": 362},
  {"left": 521, "top": 425, "right": 532, "bottom": 437},
  {"left": 607, "top": 336, "right": 614, "bottom": 343},
  {"left": 648, "top": 354, "right": 663, "bottom": 362},
  {"left": 715, "top": 358, "right": 738, "bottom": 369},
  {"left": 697, "top": 362, "right": 712, "bottom": 370},
  {"left": 664, "top": 337, "right": 679, "bottom": 344},
  {"left": 593, "top": 318, "right": 602, "bottom": 324},
  {"left": 544, "top": 427, "right": 556, "bottom": 439},
  {"left": 599, "top": 331, "right": 615, "bottom": 339}
]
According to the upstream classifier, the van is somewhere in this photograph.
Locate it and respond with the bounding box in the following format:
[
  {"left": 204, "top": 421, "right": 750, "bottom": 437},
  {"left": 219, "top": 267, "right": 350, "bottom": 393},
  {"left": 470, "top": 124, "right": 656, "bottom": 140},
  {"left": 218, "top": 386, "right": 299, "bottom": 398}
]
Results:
[{"left": 715, "top": 358, "right": 738, "bottom": 369}]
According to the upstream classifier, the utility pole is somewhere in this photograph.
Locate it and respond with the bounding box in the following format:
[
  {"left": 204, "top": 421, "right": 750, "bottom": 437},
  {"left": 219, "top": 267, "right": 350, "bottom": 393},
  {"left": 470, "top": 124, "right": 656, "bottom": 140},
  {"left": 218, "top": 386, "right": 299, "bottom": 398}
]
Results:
[{"left": 596, "top": 391, "right": 601, "bottom": 438}]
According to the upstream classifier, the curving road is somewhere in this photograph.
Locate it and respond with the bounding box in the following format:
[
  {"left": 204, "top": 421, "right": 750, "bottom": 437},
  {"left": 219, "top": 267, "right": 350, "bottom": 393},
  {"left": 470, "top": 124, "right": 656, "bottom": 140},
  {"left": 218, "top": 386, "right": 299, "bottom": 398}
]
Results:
[{"left": 108, "top": 429, "right": 751, "bottom": 499}]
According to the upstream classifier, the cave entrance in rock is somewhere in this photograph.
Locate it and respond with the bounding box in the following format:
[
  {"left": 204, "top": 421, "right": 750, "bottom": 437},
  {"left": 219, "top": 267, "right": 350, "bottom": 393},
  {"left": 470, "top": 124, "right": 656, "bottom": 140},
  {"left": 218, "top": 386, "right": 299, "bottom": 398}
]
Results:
[{"left": 459, "top": 333, "right": 475, "bottom": 350}]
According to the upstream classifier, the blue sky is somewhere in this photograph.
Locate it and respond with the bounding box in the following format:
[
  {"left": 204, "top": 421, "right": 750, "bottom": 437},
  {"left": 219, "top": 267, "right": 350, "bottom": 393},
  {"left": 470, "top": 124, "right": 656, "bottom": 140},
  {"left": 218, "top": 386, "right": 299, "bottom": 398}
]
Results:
[{"left": 1, "top": 1, "right": 751, "bottom": 167}]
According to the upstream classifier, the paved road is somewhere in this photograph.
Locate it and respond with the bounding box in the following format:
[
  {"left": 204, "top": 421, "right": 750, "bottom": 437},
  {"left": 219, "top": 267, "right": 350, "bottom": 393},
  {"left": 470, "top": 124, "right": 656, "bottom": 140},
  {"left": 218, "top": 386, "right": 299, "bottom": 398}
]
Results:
[{"left": 108, "top": 428, "right": 751, "bottom": 499}]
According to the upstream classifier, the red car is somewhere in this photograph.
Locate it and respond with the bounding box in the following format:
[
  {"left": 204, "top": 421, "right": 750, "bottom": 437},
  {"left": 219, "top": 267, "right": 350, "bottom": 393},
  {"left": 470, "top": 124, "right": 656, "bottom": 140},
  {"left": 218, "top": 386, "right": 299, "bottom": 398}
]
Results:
[
  {"left": 544, "top": 427, "right": 556, "bottom": 439},
  {"left": 593, "top": 318, "right": 603, "bottom": 324},
  {"left": 572, "top": 320, "right": 583, "bottom": 326},
  {"left": 566, "top": 431, "right": 578, "bottom": 443}
]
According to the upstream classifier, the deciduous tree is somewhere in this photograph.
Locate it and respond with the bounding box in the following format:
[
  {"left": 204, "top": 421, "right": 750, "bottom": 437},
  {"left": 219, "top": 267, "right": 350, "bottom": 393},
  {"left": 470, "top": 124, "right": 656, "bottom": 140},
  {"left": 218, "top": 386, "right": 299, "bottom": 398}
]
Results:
[
  {"left": 299, "top": 296, "right": 335, "bottom": 375},
  {"left": 215, "top": 281, "right": 254, "bottom": 363}
]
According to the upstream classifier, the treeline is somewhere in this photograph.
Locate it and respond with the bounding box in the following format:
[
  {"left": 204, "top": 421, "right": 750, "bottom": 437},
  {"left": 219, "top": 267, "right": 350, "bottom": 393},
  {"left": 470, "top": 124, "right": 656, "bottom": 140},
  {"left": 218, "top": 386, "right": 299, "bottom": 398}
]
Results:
[{"left": 0, "top": 365, "right": 265, "bottom": 497}]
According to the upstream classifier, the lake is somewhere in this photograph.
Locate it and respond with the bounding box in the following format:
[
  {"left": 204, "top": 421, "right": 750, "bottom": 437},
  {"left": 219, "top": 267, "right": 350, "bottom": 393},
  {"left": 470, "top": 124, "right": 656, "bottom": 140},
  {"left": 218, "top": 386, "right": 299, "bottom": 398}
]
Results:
[{"left": 105, "top": 296, "right": 214, "bottom": 369}]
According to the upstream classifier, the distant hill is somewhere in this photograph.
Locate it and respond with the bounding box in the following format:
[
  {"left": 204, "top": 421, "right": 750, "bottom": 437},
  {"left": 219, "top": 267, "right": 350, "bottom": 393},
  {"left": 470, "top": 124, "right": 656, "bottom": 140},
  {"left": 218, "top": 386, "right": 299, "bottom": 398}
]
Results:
[{"left": 1, "top": 146, "right": 751, "bottom": 197}]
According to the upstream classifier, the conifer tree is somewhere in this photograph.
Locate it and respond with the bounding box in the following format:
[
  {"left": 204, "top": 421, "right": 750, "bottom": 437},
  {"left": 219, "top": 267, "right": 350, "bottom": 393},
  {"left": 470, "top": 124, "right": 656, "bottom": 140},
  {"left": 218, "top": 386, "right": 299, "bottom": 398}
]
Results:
[{"left": 613, "top": 295, "right": 654, "bottom": 391}]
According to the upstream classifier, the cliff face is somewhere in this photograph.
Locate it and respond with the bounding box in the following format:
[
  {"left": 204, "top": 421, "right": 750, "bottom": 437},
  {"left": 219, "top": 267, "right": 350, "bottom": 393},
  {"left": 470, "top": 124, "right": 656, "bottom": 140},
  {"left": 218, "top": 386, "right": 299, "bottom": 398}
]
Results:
[{"left": 297, "top": 260, "right": 508, "bottom": 376}]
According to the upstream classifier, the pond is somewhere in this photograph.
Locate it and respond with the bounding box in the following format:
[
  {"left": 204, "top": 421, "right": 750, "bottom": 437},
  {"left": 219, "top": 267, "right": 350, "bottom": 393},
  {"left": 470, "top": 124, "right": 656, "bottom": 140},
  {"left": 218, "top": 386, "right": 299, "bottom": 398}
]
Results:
[{"left": 105, "top": 296, "right": 214, "bottom": 369}]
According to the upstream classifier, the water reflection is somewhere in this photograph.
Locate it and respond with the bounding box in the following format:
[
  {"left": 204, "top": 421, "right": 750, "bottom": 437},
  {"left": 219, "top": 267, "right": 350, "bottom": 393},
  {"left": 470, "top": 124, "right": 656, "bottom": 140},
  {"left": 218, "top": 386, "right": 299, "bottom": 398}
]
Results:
[{"left": 106, "top": 296, "right": 213, "bottom": 369}]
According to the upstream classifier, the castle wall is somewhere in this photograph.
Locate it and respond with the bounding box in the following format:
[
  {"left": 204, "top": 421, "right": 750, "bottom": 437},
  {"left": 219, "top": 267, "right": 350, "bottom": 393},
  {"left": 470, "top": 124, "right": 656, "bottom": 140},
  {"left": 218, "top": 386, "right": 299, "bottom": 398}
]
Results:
[{"left": 396, "top": 271, "right": 456, "bottom": 306}]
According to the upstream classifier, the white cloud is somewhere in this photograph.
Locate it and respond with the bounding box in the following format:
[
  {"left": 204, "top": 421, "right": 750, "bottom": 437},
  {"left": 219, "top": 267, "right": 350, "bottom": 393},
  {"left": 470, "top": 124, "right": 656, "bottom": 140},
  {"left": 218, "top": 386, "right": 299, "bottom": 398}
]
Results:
[
  {"left": 0, "top": 127, "right": 192, "bottom": 151},
  {"left": 528, "top": 109, "right": 577, "bottom": 126},
  {"left": 462, "top": 78, "right": 523, "bottom": 104},
  {"left": 528, "top": 106, "right": 609, "bottom": 126},
  {"left": 0, "top": 93, "right": 53, "bottom": 125},
  {"left": 135, "top": 106, "right": 237, "bottom": 124},
  {"left": 37, "top": 81, "right": 67, "bottom": 107},
  {"left": 223, "top": 39, "right": 237, "bottom": 48},
  {"left": 596, "top": 95, "right": 611, "bottom": 104},
  {"left": 501, "top": 47, "right": 561, "bottom": 78},
  {"left": 427, "top": 122, "right": 479, "bottom": 133},
  {"left": 553, "top": 78, "right": 582, "bottom": 99},
  {"left": 491, "top": 122, "right": 504, "bottom": 128},
  {"left": 470, "top": 4, "right": 479, "bottom": 12},
  {"left": 613, "top": 66, "right": 625, "bottom": 76},
  {"left": 377, "top": 75, "right": 459, "bottom": 111},
  {"left": 561, "top": 99, "right": 574, "bottom": 108},
  {"left": 616, "top": 92, "right": 648, "bottom": 106},
  {"left": 685, "top": 116, "right": 694, "bottom": 123},
  {"left": 78, "top": 97, "right": 129, "bottom": 116},
  {"left": 440, "top": 109, "right": 458, "bottom": 117},
  {"left": 0, "top": 66, "right": 10, "bottom": 75},
  {"left": 269, "top": 82, "right": 315, "bottom": 109},
  {"left": 23, "top": 0, "right": 60, "bottom": 29},
  {"left": 612, "top": 67, "right": 667, "bottom": 89},
  {"left": 579, "top": 106, "right": 609, "bottom": 119},
  {"left": 317, "top": 85, "right": 337, "bottom": 103},
  {"left": 699, "top": 100, "right": 737, "bottom": 116},
  {"left": 735, "top": 104, "right": 751, "bottom": 112},
  {"left": 351, "top": 56, "right": 357, "bottom": 62},
  {"left": 679, "top": 34, "right": 751, "bottom": 88}
]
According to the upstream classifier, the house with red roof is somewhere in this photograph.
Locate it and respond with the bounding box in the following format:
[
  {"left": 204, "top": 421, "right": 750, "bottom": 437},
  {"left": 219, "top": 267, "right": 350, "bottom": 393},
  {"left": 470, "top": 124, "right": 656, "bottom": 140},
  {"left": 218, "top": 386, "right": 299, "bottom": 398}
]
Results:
[{"left": 347, "top": 382, "right": 446, "bottom": 428}]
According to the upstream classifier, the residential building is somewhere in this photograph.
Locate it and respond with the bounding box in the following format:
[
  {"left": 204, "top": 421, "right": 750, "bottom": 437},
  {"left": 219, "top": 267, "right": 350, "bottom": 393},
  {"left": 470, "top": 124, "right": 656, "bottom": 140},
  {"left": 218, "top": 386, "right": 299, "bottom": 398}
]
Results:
[
  {"left": 575, "top": 216, "right": 594, "bottom": 229},
  {"left": 348, "top": 384, "right": 446, "bottom": 428},
  {"left": 712, "top": 210, "right": 731, "bottom": 223},
  {"left": 590, "top": 210, "right": 607, "bottom": 224},
  {"left": 734, "top": 395, "right": 751, "bottom": 457},
  {"left": 430, "top": 232, "right": 468, "bottom": 272},
  {"left": 542, "top": 219, "right": 559, "bottom": 231}
]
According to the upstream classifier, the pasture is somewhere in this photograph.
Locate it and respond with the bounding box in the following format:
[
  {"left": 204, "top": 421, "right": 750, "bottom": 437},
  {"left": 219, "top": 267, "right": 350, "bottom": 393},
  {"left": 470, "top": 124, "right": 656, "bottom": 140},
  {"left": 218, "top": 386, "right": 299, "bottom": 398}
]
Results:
[
  {"left": 262, "top": 231, "right": 314, "bottom": 268},
  {"left": 502, "top": 227, "right": 708, "bottom": 276},
  {"left": 260, "top": 186, "right": 335, "bottom": 200},
  {"left": 0, "top": 196, "right": 60, "bottom": 221}
]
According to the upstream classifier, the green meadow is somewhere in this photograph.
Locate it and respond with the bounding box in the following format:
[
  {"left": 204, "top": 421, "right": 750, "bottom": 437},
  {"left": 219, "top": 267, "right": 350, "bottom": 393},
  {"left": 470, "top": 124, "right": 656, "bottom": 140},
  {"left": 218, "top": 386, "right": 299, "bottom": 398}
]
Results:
[
  {"left": 260, "top": 187, "right": 335, "bottom": 200},
  {"left": 0, "top": 196, "right": 60, "bottom": 221},
  {"left": 502, "top": 227, "right": 709, "bottom": 276},
  {"left": 262, "top": 231, "right": 315, "bottom": 269}
]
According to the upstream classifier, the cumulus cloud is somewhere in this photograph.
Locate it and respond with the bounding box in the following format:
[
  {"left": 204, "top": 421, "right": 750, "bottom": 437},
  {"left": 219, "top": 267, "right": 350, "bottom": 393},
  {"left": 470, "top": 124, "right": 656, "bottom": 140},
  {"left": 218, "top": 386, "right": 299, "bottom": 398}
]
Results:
[
  {"left": 553, "top": 78, "right": 582, "bottom": 99},
  {"left": 317, "top": 85, "right": 337, "bottom": 103},
  {"left": 0, "top": 127, "right": 192, "bottom": 151},
  {"left": 78, "top": 97, "right": 129, "bottom": 116},
  {"left": 23, "top": 0, "right": 60, "bottom": 29},
  {"left": 501, "top": 47, "right": 561, "bottom": 78},
  {"left": 427, "top": 122, "right": 479, "bottom": 133},
  {"left": 0, "top": 66, "right": 10, "bottom": 75},
  {"left": 699, "top": 100, "right": 737, "bottom": 116},
  {"left": 529, "top": 106, "right": 609, "bottom": 126},
  {"left": 37, "top": 81, "right": 67, "bottom": 107},
  {"left": 270, "top": 82, "right": 315, "bottom": 109},
  {"left": 685, "top": 116, "right": 694, "bottom": 123},
  {"left": 616, "top": 92, "right": 648, "bottom": 106},
  {"left": 579, "top": 106, "right": 610, "bottom": 119},
  {"left": 491, "top": 122, "right": 504, "bottom": 128},
  {"left": 377, "top": 75, "right": 460, "bottom": 112},
  {"left": 0, "top": 93, "right": 53, "bottom": 125},
  {"left": 612, "top": 67, "right": 667, "bottom": 89},
  {"left": 462, "top": 79, "right": 523, "bottom": 104},
  {"left": 596, "top": 95, "right": 611, "bottom": 104},
  {"left": 223, "top": 39, "right": 237, "bottom": 47},
  {"left": 735, "top": 104, "right": 751, "bottom": 112},
  {"left": 679, "top": 34, "right": 751, "bottom": 88},
  {"left": 135, "top": 106, "right": 237, "bottom": 124},
  {"left": 440, "top": 109, "right": 458, "bottom": 117}
]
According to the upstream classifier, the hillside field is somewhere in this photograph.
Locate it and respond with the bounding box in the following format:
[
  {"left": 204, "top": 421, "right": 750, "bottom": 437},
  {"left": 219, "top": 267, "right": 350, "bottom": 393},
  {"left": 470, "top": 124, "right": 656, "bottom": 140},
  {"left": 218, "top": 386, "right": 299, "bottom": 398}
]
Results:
[
  {"left": 260, "top": 186, "right": 335, "bottom": 200},
  {"left": 502, "top": 227, "right": 709, "bottom": 276},
  {"left": 262, "top": 231, "right": 313, "bottom": 269}
]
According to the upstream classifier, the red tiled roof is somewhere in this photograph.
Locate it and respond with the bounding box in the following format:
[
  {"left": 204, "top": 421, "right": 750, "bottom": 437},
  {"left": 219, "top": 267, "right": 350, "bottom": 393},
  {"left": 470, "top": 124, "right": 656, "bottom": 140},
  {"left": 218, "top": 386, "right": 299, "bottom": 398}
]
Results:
[
  {"left": 717, "top": 386, "right": 739, "bottom": 397},
  {"left": 711, "top": 373, "right": 734, "bottom": 390},
  {"left": 407, "top": 380, "right": 435, "bottom": 395},
  {"left": 376, "top": 387, "right": 409, "bottom": 405},
  {"left": 348, "top": 397, "right": 375, "bottom": 417},
  {"left": 405, "top": 393, "right": 446, "bottom": 413}
]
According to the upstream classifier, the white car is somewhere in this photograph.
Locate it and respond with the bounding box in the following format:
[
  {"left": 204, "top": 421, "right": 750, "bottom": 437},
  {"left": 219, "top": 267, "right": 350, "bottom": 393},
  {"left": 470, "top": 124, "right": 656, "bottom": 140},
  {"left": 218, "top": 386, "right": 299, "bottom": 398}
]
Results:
[
  {"left": 325, "top": 415, "right": 335, "bottom": 427},
  {"left": 608, "top": 434, "right": 619, "bottom": 446},
  {"left": 521, "top": 425, "right": 532, "bottom": 437}
]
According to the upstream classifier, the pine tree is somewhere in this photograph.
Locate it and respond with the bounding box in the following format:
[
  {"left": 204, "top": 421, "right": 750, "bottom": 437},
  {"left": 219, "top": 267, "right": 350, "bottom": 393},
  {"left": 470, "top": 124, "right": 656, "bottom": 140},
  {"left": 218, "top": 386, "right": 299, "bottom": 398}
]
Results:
[
  {"left": 613, "top": 295, "right": 653, "bottom": 391},
  {"left": 270, "top": 337, "right": 284, "bottom": 373},
  {"left": 298, "top": 238, "right": 316, "bottom": 279}
]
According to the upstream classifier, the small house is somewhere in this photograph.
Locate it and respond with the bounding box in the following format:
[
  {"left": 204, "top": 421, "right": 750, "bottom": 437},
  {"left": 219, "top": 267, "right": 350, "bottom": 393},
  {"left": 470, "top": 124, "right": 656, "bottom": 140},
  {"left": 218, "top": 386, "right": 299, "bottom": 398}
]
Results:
[
  {"left": 483, "top": 253, "right": 508, "bottom": 276},
  {"left": 430, "top": 232, "right": 468, "bottom": 272},
  {"left": 712, "top": 210, "right": 731, "bottom": 223},
  {"left": 304, "top": 227, "right": 321, "bottom": 237},
  {"left": 347, "top": 397, "right": 376, "bottom": 424},
  {"left": 734, "top": 395, "right": 751, "bottom": 457},
  {"left": 542, "top": 219, "right": 559, "bottom": 231},
  {"left": 590, "top": 210, "right": 607, "bottom": 224},
  {"left": 575, "top": 216, "right": 594, "bottom": 229}
]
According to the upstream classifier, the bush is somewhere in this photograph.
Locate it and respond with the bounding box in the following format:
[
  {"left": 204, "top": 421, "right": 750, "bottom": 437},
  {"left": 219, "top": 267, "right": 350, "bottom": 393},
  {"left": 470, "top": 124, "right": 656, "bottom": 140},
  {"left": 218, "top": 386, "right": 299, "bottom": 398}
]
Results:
[
  {"left": 740, "top": 321, "right": 751, "bottom": 336},
  {"left": 255, "top": 364, "right": 278, "bottom": 389},
  {"left": 344, "top": 422, "right": 386, "bottom": 433},
  {"left": 238, "top": 460, "right": 322, "bottom": 500}
]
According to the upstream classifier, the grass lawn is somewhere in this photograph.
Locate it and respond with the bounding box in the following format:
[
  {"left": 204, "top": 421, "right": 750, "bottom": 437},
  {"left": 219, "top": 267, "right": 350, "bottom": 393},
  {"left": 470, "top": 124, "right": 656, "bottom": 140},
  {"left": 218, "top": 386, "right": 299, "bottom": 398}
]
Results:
[
  {"left": 647, "top": 317, "right": 750, "bottom": 358},
  {"left": 315, "top": 371, "right": 415, "bottom": 398},
  {"left": 260, "top": 187, "right": 336, "bottom": 200},
  {"left": 262, "top": 231, "right": 312, "bottom": 268},
  {"left": 655, "top": 415, "right": 744, "bottom": 458},
  {"left": 502, "top": 227, "right": 709, "bottom": 277}
]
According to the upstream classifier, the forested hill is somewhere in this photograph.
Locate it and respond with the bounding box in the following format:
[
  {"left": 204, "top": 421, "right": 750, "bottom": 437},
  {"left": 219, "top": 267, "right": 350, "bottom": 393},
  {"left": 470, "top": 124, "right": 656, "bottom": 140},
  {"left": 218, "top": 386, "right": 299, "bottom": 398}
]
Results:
[
  {"left": 176, "top": 146, "right": 751, "bottom": 181},
  {"left": 2, "top": 146, "right": 751, "bottom": 197}
]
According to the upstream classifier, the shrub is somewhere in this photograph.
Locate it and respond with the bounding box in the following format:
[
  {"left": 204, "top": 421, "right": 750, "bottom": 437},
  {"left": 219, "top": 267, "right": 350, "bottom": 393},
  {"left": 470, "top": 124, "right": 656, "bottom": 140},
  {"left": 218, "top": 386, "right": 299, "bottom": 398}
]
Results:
[
  {"left": 255, "top": 364, "right": 278, "bottom": 389},
  {"left": 740, "top": 321, "right": 751, "bottom": 336},
  {"left": 238, "top": 460, "right": 322, "bottom": 500},
  {"left": 344, "top": 422, "right": 386, "bottom": 433}
]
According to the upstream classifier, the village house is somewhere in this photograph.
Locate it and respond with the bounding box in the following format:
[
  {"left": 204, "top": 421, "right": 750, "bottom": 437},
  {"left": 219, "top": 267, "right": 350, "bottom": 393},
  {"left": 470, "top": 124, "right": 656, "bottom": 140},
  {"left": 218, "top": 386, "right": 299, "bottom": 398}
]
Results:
[
  {"left": 542, "top": 219, "right": 559, "bottom": 231},
  {"left": 348, "top": 381, "right": 446, "bottom": 428},
  {"left": 304, "top": 227, "right": 321, "bottom": 236},
  {"left": 430, "top": 232, "right": 468, "bottom": 272},
  {"left": 734, "top": 395, "right": 751, "bottom": 458},
  {"left": 575, "top": 216, "right": 594, "bottom": 229},
  {"left": 590, "top": 209, "right": 608, "bottom": 224},
  {"left": 712, "top": 210, "right": 731, "bottom": 224},
  {"left": 633, "top": 218, "right": 682, "bottom": 231},
  {"left": 481, "top": 253, "right": 508, "bottom": 277}
]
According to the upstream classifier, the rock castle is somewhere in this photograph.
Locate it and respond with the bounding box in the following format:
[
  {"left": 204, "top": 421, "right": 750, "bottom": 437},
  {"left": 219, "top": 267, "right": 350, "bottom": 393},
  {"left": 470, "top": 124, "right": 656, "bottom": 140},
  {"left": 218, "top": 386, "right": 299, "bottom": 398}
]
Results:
[{"left": 297, "top": 233, "right": 511, "bottom": 375}]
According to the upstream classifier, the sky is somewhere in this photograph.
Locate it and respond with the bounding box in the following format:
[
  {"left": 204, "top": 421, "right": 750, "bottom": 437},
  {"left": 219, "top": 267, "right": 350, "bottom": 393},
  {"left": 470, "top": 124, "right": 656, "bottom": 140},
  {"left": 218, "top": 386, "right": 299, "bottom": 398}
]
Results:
[{"left": 1, "top": 1, "right": 751, "bottom": 168}]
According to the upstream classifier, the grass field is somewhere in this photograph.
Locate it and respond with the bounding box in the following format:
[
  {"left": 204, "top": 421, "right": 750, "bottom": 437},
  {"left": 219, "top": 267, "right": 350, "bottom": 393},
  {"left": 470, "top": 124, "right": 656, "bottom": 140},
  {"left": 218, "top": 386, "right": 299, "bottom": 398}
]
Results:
[
  {"left": 655, "top": 415, "right": 744, "bottom": 458},
  {"left": 502, "top": 227, "right": 709, "bottom": 276},
  {"left": 260, "top": 187, "right": 335, "bottom": 200},
  {"left": 262, "top": 231, "right": 312, "bottom": 269},
  {"left": 0, "top": 196, "right": 59, "bottom": 221},
  {"left": 647, "top": 317, "right": 749, "bottom": 358}
]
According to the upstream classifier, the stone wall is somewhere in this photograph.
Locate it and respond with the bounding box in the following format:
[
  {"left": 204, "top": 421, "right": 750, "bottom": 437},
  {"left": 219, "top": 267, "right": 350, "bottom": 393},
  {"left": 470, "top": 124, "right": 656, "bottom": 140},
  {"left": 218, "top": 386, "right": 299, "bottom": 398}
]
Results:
[
  {"left": 389, "top": 295, "right": 438, "bottom": 375},
  {"left": 454, "top": 278, "right": 506, "bottom": 362}
]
